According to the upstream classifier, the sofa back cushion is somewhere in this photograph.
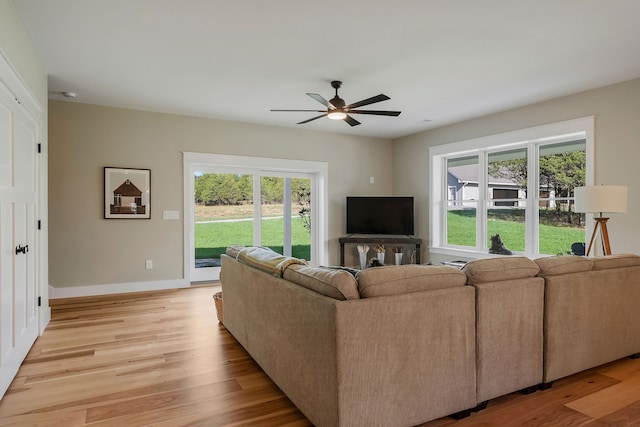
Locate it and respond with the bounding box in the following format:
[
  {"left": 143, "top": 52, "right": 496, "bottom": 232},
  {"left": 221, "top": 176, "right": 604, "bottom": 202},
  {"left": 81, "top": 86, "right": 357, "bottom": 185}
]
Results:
[
  {"left": 356, "top": 265, "right": 466, "bottom": 298},
  {"left": 283, "top": 265, "right": 360, "bottom": 300},
  {"left": 462, "top": 257, "right": 539, "bottom": 284},
  {"left": 535, "top": 255, "right": 593, "bottom": 276},
  {"left": 591, "top": 254, "right": 640, "bottom": 270},
  {"left": 235, "top": 246, "right": 307, "bottom": 277}
]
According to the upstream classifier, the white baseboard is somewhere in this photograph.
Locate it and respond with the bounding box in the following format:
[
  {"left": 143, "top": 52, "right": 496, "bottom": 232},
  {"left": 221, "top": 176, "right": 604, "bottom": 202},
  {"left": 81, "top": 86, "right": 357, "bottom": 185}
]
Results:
[{"left": 48, "top": 279, "right": 190, "bottom": 299}]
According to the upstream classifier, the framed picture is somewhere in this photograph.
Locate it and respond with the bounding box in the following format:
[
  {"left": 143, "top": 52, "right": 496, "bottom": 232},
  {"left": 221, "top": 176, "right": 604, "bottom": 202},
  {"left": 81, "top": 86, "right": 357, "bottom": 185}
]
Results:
[{"left": 104, "top": 167, "right": 151, "bottom": 219}]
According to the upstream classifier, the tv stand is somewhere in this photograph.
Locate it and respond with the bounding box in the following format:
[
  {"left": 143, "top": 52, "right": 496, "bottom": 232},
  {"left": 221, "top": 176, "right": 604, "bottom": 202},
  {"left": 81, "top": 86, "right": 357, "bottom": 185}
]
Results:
[{"left": 339, "top": 235, "right": 422, "bottom": 266}]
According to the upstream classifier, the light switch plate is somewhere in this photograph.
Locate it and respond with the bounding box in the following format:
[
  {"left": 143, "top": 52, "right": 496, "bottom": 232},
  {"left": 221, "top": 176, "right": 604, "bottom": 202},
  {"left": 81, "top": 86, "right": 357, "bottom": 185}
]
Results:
[{"left": 163, "top": 210, "right": 179, "bottom": 220}]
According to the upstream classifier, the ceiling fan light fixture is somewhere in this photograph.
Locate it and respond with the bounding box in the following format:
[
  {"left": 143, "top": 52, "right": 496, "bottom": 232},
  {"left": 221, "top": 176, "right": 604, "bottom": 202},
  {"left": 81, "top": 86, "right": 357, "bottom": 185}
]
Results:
[{"left": 327, "top": 110, "right": 347, "bottom": 120}]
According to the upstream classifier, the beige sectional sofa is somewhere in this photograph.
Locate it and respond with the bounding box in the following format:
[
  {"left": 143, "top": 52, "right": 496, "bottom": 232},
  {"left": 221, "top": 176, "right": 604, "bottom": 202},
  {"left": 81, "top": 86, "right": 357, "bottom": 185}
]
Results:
[
  {"left": 220, "top": 247, "right": 640, "bottom": 427},
  {"left": 221, "top": 247, "right": 476, "bottom": 427}
]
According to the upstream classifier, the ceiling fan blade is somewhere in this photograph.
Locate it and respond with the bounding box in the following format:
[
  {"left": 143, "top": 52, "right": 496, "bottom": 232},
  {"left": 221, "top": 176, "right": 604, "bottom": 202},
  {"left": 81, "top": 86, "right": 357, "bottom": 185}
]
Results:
[
  {"left": 306, "top": 93, "right": 336, "bottom": 109},
  {"left": 344, "top": 115, "right": 361, "bottom": 127},
  {"left": 346, "top": 94, "right": 390, "bottom": 109},
  {"left": 347, "top": 109, "right": 401, "bottom": 117},
  {"left": 297, "top": 114, "right": 327, "bottom": 125},
  {"left": 271, "top": 109, "right": 327, "bottom": 112}
]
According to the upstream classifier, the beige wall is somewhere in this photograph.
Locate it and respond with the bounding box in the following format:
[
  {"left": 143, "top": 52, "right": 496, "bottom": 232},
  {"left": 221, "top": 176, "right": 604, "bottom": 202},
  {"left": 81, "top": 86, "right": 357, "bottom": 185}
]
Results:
[
  {"left": 49, "top": 77, "right": 640, "bottom": 289},
  {"left": 48, "top": 101, "right": 393, "bottom": 288},
  {"left": 14, "top": 0, "right": 638, "bottom": 289},
  {"left": 394, "top": 78, "right": 640, "bottom": 262}
]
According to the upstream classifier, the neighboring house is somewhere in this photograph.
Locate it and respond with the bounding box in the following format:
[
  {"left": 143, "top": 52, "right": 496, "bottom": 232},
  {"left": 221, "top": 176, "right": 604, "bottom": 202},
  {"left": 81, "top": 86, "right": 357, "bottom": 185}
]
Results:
[{"left": 447, "top": 164, "right": 524, "bottom": 207}]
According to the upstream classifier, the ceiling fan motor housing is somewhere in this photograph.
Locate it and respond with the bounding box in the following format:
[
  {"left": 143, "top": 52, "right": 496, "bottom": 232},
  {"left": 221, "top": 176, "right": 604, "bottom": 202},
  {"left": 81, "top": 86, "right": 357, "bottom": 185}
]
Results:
[
  {"left": 330, "top": 81, "right": 345, "bottom": 109},
  {"left": 330, "top": 96, "right": 345, "bottom": 109}
]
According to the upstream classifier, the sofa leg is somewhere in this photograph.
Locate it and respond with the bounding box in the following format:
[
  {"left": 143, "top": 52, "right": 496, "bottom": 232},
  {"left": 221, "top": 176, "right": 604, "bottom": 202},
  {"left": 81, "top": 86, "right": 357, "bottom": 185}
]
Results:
[
  {"left": 449, "top": 408, "right": 473, "bottom": 420},
  {"left": 474, "top": 401, "right": 488, "bottom": 412},
  {"left": 520, "top": 385, "right": 540, "bottom": 395},
  {"left": 539, "top": 381, "right": 554, "bottom": 390}
]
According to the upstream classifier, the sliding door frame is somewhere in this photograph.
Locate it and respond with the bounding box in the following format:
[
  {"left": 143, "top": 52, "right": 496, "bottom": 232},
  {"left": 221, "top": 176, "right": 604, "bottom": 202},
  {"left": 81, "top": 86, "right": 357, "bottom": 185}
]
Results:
[{"left": 183, "top": 152, "right": 328, "bottom": 283}]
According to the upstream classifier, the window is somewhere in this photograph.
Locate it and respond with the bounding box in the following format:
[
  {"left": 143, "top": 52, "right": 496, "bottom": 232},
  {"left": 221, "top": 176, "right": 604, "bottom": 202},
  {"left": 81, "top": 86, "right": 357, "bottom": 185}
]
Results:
[{"left": 430, "top": 117, "right": 593, "bottom": 258}]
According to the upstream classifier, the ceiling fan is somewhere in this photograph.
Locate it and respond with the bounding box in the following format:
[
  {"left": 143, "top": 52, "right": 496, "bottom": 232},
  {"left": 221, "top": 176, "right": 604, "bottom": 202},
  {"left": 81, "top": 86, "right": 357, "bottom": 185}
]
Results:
[{"left": 271, "top": 81, "right": 401, "bottom": 127}]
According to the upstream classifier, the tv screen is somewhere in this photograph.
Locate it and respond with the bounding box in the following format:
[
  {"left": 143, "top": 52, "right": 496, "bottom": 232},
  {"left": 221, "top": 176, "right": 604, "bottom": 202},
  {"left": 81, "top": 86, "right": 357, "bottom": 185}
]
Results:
[{"left": 346, "top": 196, "right": 414, "bottom": 235}]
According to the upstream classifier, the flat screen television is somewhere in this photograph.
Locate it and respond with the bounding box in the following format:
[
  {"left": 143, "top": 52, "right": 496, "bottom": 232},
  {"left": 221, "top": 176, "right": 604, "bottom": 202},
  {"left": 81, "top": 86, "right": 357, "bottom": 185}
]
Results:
[{"left": 346, "top": 196, "right": 414, "bottom": 235}]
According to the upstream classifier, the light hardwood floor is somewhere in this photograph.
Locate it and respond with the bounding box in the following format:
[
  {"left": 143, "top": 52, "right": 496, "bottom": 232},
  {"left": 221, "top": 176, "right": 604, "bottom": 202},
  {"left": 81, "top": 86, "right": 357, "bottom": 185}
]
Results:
[{"left": 1, "top": 286, "right": 639, "bottom": 426}]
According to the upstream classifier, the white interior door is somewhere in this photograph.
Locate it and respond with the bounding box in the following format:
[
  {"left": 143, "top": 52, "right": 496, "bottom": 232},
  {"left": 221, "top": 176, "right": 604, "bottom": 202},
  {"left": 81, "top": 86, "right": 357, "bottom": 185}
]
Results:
[{"left": 0, "top": 77, "right": 40, "bottom": 399}]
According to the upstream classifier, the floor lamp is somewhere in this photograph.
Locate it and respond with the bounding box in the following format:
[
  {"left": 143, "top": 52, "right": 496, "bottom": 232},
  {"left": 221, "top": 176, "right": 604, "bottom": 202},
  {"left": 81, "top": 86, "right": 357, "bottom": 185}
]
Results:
[{"left": 574, "top": 185, "right": 628, "bottom": 256}]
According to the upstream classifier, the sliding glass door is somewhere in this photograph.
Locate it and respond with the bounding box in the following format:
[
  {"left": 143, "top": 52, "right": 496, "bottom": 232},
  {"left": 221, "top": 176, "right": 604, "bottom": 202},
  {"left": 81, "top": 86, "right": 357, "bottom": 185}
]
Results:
[
  {"left": 192, "top": 172, "right": 254, "bottom": 279},
  {"left": 259, "top": 175, "right": 312, "bottom": 259},
  {"left": 186, "top": 156, "right": 322, "bottom": 282}
]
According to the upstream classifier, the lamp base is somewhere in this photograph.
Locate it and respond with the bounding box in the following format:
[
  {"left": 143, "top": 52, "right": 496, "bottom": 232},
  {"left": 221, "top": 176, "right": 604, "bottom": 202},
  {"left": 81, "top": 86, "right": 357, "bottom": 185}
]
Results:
[{"left": 586, "top": 217, "right": 611, "bottom": 256}]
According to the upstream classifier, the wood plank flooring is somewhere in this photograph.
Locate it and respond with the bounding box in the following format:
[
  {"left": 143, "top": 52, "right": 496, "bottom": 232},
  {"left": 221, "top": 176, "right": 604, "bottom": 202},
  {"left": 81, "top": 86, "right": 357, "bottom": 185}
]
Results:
[{"left": 0, "top": 286, "right": 639, "bottom": 426}]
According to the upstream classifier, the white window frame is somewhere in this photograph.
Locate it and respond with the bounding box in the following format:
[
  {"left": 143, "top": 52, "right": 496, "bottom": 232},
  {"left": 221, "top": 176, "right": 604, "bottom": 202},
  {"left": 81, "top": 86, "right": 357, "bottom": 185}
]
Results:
[{"left": 429, "top": 116, "right": 594, "bottom": 259}]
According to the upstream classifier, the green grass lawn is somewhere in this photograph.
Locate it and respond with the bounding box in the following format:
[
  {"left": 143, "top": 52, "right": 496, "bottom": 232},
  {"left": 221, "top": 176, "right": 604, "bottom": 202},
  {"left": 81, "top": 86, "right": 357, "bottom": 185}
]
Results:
[
  {"left": 196, "top": 217, "right": 311, "bottom": 260},
  {"left": 197, "top": 209, "right": 585, "bottom": 261},
  {"left": 447, "top": 209, "right": 585, "bottom": 255}
]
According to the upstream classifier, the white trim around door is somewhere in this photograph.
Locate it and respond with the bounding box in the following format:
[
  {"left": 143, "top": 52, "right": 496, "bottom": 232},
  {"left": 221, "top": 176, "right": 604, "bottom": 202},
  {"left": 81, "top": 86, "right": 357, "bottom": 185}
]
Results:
[{"left": 183, "top": 152, "right": 329, "bottom": 283}]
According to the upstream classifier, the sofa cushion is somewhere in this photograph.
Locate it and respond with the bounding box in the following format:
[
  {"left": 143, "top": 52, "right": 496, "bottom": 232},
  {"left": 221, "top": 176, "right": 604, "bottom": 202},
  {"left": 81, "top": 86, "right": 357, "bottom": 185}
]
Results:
[
  {"left": 322, "top": 265, "right": 360, "bottom": 277},
  {"left": 283, "top": 265, "right": 360, "bottom": 300},
  {"left": 591, "top": 253, "right": 640, "bottom": 270},
  {"left": 535, "top": 255, "right": 593, "bottom": 276},
  {"left": 236, "top": 246, "right": 307, "bottom": 277},
  {"left": 356, "top": 265, "right": 466, "bottom": 298},
  {"left": 462, "top": 257, "right": 540, "bottom": 284},
  {"left": 226, "top": 245, "right": 245, "bottom": 258}
]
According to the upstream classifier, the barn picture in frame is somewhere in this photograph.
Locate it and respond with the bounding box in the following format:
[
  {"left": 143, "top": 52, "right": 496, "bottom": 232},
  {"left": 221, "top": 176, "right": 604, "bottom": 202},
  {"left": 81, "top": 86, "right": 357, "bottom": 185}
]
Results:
[{"left": 104, "top": 167, "right": 151, "bottom": 219}]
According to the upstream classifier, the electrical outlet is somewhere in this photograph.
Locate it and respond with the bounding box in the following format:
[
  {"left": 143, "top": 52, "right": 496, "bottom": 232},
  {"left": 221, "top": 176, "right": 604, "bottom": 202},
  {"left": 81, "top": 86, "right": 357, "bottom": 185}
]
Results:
[{"left": 146, "top": 260, "right": 153, "bottom": 269}]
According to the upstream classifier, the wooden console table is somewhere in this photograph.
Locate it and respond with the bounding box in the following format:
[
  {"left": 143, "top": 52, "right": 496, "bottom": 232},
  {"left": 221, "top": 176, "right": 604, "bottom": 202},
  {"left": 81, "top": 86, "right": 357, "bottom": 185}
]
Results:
[{"left": 339, "top": 235, "right": 422, "bottom": 266}]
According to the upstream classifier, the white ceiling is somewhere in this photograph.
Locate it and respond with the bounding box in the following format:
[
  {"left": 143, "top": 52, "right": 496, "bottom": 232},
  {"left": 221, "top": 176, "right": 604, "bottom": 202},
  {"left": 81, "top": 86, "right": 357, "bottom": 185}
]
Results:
[{"left": 13, "top": 0, "right": 640, "bottom": 139}]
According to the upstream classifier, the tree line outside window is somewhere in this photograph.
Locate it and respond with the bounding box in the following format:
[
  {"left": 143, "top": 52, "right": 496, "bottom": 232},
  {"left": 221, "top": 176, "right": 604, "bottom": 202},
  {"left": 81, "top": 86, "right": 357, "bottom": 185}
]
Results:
[{"left": 194, "top": 173, "right": 311, "bottom": 232}]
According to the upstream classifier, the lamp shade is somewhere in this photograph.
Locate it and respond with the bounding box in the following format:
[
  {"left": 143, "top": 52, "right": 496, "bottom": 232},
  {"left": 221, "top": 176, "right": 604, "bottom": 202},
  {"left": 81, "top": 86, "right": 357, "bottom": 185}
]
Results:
[{"left": 574, "top": 185, "right": 628, "bottom": 214}]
